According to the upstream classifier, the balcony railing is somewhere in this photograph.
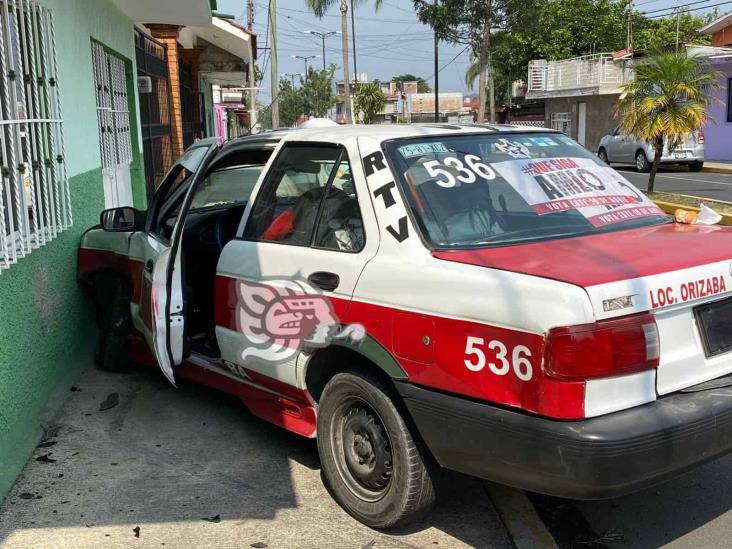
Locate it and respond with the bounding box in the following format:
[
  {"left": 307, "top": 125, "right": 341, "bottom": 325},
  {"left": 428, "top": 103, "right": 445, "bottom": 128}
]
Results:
[{"left": 528, "top": 53, "right": 632, "bottom": 93}]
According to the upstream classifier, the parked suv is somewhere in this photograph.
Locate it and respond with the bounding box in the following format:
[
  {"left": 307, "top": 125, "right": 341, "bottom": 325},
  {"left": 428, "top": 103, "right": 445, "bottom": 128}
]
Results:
[
  {"left": 598, "top": 128, "right": 704, "bottom": 172},
  {"left": 79, "top": 125, "right": 732, "bottom": 529}
]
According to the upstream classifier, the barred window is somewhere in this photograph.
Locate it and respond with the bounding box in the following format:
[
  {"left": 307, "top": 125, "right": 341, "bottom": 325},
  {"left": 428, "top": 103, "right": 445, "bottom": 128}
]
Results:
[{"left": 0, "top": 0, "right": 69, "bottom": 274}]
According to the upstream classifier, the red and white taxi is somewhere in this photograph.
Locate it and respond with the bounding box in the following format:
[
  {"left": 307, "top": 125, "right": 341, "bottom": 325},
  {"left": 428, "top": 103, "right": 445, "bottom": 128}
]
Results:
[{"left": 78, "top": 125, "right": 732, "bottom": 528}]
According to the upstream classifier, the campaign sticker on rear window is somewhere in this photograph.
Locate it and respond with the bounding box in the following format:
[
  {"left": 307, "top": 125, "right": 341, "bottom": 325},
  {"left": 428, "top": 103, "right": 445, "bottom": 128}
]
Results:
[
  {"left": 492, "top": 156, "right": 665, "bottom": 227},
  {"left": 398, "top": 142, "right": 449, "bottom": 158},
  {"left": 493, "top": 138, "right": 531, "bottom": 158}
]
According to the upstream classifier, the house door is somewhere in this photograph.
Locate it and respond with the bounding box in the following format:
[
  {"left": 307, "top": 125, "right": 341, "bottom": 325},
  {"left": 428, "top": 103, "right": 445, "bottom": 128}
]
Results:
[
  {"left": 91, "top": 42, "right": 133, "bottom": 208},
  {"left": 577, "top": 102, "right": 587, "bottom": 147}
]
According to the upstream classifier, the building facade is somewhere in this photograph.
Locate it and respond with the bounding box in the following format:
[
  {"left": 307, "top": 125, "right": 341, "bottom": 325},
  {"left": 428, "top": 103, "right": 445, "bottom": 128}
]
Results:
[
  {"left": 526, "top": 53, "right": 635, "bottom": 153},
  {"left": 700, "top": 13, "right": 732, "bottom": 162},
  {"left": 0, "top": 0, "right": 213, "bottom": 501}
]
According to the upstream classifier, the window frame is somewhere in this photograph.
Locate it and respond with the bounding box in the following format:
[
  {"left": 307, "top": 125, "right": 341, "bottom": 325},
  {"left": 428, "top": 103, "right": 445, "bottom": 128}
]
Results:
[{"left": 242, "top": 141, "right": 366, "bottom": 254}]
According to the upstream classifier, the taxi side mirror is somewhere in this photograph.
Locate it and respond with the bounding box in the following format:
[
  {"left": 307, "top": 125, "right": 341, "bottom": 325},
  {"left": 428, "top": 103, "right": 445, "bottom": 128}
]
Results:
[{"left": 100, "top": 207, "right": 145, "bottom": 232}]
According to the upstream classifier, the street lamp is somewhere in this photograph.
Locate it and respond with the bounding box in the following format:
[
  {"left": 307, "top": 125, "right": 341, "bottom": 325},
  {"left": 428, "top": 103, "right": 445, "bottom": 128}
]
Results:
[
  {"left": 304, "top": 30, "right": 339, "bottom": 70},
  {"left": 282, "top": 72, "right": 303, "bottom": 87},
  {"left": 292, "top": 55, "right": 319, "bottom": 76}
]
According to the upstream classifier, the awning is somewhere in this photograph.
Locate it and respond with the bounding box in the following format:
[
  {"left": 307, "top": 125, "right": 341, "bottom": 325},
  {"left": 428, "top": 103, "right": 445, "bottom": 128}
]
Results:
[
  {"left": 187, "top": 17, "right": 257, "bottom": 63},
  {"left": 111, "top": 0, "right": 212, "bottom": 27}
]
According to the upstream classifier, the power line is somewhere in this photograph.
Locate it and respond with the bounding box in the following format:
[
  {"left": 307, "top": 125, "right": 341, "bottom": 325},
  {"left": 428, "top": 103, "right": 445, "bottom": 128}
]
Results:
[
  {"left": 424, "top": 44, "right": 470, "bottom": 83},
  {"left": 645, "top": 0, "right": 732, "bottom": 17},
  {"left": 641, "top": 0, "right": 714, "bottom": 15}
]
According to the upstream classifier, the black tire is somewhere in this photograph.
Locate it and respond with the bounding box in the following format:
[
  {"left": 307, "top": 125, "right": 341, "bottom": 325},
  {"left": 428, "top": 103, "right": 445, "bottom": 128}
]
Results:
[
  {"left": 689, "top": 161, "right": 704, "bottom": 172},
  {"left": 317, "top": 370, "right": 440, "bottom": 529},
  {"left": 94, "top": 278, "right": 133, "bottom": 373},
  {"left": 635, "top": 150, "right": 651, "bottom": 173},
  {"left": 598, "top": 148, "right": 609, "bottom": 165}
]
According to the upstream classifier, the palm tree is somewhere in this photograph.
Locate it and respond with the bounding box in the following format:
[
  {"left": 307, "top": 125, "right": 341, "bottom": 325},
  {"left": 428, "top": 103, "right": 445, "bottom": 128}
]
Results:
[
  {"left": 306, "top": 0, "right": 382, "bottom": 124},
  {"left": 353, "top": 82, "right": 386, "bottom": 123},
  {"left": 615, "top": 50, "right": 721, "bottom": 193}
]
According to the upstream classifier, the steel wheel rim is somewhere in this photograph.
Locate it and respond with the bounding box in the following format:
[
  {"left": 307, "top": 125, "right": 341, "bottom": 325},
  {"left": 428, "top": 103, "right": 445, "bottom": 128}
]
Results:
[{"left": 331, "top": 396, "right": 394, "bottom": 502}]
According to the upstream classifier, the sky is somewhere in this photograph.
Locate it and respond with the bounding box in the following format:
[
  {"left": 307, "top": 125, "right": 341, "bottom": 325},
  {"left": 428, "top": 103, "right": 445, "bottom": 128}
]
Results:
[{"left": 217, "top": 0, "right": 729, "bottom": 106}]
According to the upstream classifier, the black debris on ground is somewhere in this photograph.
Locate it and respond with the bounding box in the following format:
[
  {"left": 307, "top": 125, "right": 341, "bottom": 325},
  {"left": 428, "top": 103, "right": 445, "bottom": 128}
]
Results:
[
  {"left": 70, "top": 386, "right": 81, "bottom": 392},
  {"left": 202, "top": 514, "right": 221, "bottom": 523},
  {"left": 250, "top": 543, "right": 268, "bottom": 548},
  {"left": 362, "top": 539, "right": 376, "bottom": 549},
  {"left": 37, "top": 440, "right": 57, "bottom": 449},
  {"left": 99, "top": 393, "right": 119, "bottom": 411},
  {"left": 19, "top": 493, "right": 34, "bottom": 500},
  {"left": 35, "top": 454, "right": 57, "bottom": 464},
  {"left": 133, "top": 526, "right": 140, "bottom": 538}
]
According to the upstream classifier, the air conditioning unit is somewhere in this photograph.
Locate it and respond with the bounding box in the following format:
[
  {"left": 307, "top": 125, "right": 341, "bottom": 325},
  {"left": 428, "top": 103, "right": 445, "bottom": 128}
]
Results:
[
  {"left": 137, "top": 76, "right": 152, "bottom": 94},
  {"left": 512, "top": 80, "right": 527, "bottom": 98}
]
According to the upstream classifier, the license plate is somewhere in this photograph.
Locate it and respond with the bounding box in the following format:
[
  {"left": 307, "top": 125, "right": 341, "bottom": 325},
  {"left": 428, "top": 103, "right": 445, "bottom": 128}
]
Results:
[
  {"left": 695, "top": 297, "right": 732, "bottom": 357},
  {"left": 674, "top": 152, "right": 688, "bottom": 159}
]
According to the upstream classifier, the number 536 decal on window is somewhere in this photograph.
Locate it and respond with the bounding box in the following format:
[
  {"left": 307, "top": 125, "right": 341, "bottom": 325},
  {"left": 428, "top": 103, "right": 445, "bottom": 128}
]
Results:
[
  {"left": 424, "top": 155, "right": 496, "bottom": 188},
  {"left": 464, "top": 336, "right": 533, "bottom": 381}
]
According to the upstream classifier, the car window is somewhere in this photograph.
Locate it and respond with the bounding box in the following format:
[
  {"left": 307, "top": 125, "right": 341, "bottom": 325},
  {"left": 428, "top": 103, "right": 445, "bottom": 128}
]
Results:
[
  {"left": 244, "top": 145, "right": 364, "bottom": 251},
  {"left": 190, "top": 164, "right": 264, "bottom": 210},
  {"left": 384, "top": 133, "right": 669, "bottom": 249},
  {"left": 313, "top": 158, "right": 365, "bottom": 252}
]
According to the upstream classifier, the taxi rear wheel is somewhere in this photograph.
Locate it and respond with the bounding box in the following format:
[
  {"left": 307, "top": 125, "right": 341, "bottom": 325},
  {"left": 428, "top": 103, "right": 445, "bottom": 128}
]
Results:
[{"left": 317, "top": 370, "right": 440, "bottom": 529}]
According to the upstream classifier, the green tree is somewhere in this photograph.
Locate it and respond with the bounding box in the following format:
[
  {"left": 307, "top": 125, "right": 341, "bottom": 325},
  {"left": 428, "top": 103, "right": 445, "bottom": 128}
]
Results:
[
  {"left": 306, "top": 0, "right": 383, "bottom": 124},
  {"left": 414, "top": 0, "right": 497, "bottom": 122},
  {"left": 615, "top": 50, "right": 721, "bottom": 193},
  {"left": 301, "top": 65, "right": 337, "bottom": 117},
  {"left": 353, "top": 82, "right": 386, "bottom": 124},
  {"left": 391, "top": 73, "right": 432, "bottom": 93},
  {"left": 633, "top": 13, "right": 711, "bottom": 51}
]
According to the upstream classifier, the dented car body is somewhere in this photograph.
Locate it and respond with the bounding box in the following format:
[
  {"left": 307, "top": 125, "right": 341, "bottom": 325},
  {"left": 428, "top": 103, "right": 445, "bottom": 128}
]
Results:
[{"left": 78, "top": 125, "right": 732, "bottom": 527}]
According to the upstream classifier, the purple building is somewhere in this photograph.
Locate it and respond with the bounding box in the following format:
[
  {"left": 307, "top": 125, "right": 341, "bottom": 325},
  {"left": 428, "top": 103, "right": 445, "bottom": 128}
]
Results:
[{"left": 700, "top": 13, "right": 732, "bottom": 161}]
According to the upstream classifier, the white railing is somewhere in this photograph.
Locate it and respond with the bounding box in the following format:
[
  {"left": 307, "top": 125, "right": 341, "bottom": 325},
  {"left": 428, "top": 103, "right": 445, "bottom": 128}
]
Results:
[{"left": 528, "top": 53, "right": 631, "bottom": 93}]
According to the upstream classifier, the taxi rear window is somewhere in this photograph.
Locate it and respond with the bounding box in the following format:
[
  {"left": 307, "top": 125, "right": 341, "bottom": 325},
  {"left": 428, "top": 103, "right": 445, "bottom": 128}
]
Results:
[{"left": 384, "top": 133, "right": 669, "bottom": 248}]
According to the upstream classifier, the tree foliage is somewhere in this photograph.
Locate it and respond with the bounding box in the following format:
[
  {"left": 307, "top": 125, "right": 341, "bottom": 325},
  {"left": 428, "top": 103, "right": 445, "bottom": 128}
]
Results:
[
  {"left": 258, "top": 66, "right": 337, "bottom": 129},
  {"left": 353, "top": 82, "right": 386, "bottom": 124},
  {"left": 391, "top": 73, "right": 432, "bottom": 93},
  {"left": 615, "top": 50, "right": 721, "bottom": 192}
]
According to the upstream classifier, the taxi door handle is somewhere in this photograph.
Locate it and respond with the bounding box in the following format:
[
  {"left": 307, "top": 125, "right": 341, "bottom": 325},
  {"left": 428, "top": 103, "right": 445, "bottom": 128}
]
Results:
[
  {"left": 308, "top": 271, "right": 340, "bottom": 292},
  {"left": 145, "top": 259, "right": 154, "bottom": 273}
]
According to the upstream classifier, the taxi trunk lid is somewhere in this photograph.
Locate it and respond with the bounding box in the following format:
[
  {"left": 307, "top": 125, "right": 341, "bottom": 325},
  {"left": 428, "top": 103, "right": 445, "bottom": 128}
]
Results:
[{"left": 432, "top": 222, "right": 732, "bottom": 394}]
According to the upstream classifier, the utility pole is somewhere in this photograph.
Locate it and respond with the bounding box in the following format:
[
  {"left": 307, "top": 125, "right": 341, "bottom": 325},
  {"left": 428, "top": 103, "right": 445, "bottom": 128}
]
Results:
[
  {"left": 305, "top": 30, "right": 338, "bottom": 70},
  {"left": 270, "top": 0, "right": 279, "bottom": 128},
  {"left": 350, "top": 0, "right": 358, "bottom": 86},
  {"left": 292, "top": 55, "right": 319, "bottom": 76},
  {"left": 247, "top": 0, "right": 257, "bottom": 132},
  {"left": 434, "top": 0, "right": 439, "bottom": 123},
  {"left": 282, "top": 73, "right": 302, "bottom": 87},
  {"left": 675, "top": 8, "right": 681, "bottom": 52}
]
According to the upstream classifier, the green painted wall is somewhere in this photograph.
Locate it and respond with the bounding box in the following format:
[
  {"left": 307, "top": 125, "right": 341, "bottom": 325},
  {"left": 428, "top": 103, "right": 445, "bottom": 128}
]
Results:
[{"left": 0, "top": 0, "right": 145, "bottom": 499}]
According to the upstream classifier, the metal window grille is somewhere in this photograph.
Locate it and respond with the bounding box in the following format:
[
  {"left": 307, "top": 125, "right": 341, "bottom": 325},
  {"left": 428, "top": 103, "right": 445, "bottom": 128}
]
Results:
[
  {"left": 91, "top": 42, "right": 131, "bottom": 172},
  {"left": 550, "top": 112, "right": 571, "bottom": 135},
  {"left": 0, "top": 0, "right": 69, "bottom": 274}
]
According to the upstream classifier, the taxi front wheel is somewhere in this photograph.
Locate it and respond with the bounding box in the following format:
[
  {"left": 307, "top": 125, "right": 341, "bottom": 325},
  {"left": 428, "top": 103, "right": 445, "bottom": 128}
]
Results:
[{"left": 317, "top": 370, "right": 440, "bottom": 529}]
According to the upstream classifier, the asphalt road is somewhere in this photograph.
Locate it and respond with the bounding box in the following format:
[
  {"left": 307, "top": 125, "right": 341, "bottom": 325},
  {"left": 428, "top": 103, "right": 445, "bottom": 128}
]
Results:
[{"left": 615, "top": 166, "right": 732, "bottom": 203}]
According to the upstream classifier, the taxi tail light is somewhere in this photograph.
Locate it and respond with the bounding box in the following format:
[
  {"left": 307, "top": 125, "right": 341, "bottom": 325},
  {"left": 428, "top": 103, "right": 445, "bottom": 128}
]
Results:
[
  {"left": 544, "top": 313, "right": 659, "bottom": 381},
  {"left": 697, "top": 130, "right": 705, "bottom": 144}
]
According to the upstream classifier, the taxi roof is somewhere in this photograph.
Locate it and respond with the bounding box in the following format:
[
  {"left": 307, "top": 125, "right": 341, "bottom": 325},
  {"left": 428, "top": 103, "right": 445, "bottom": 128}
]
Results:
[{"left": 223, "top": 123, "right": 559, "bottom": 151}]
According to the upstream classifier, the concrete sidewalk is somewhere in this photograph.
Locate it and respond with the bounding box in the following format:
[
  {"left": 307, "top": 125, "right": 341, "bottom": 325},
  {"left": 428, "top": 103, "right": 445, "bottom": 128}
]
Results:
[
  {"left": 0, "top": 365, "right": 512, "bottom": 549},
  {"left": 703, "top": 161, "right": 732, "bottom": 174}
]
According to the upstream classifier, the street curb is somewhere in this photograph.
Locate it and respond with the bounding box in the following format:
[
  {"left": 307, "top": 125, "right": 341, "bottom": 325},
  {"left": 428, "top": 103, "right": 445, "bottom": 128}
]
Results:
[
  {"left": 652, "top": 198, "right": 732, "bottom": 226},
  {"left": 703, "top": 166, "right": 732, "bottom": 175},
  {"left": 483, "top": 482, "right": 559, "bottom": 549}
]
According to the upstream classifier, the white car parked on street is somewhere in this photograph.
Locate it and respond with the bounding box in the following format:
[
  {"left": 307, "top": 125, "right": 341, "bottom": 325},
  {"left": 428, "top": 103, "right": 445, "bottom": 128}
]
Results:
[{"left": 598, "top": 128, "right": 705, "bottom": 172}]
